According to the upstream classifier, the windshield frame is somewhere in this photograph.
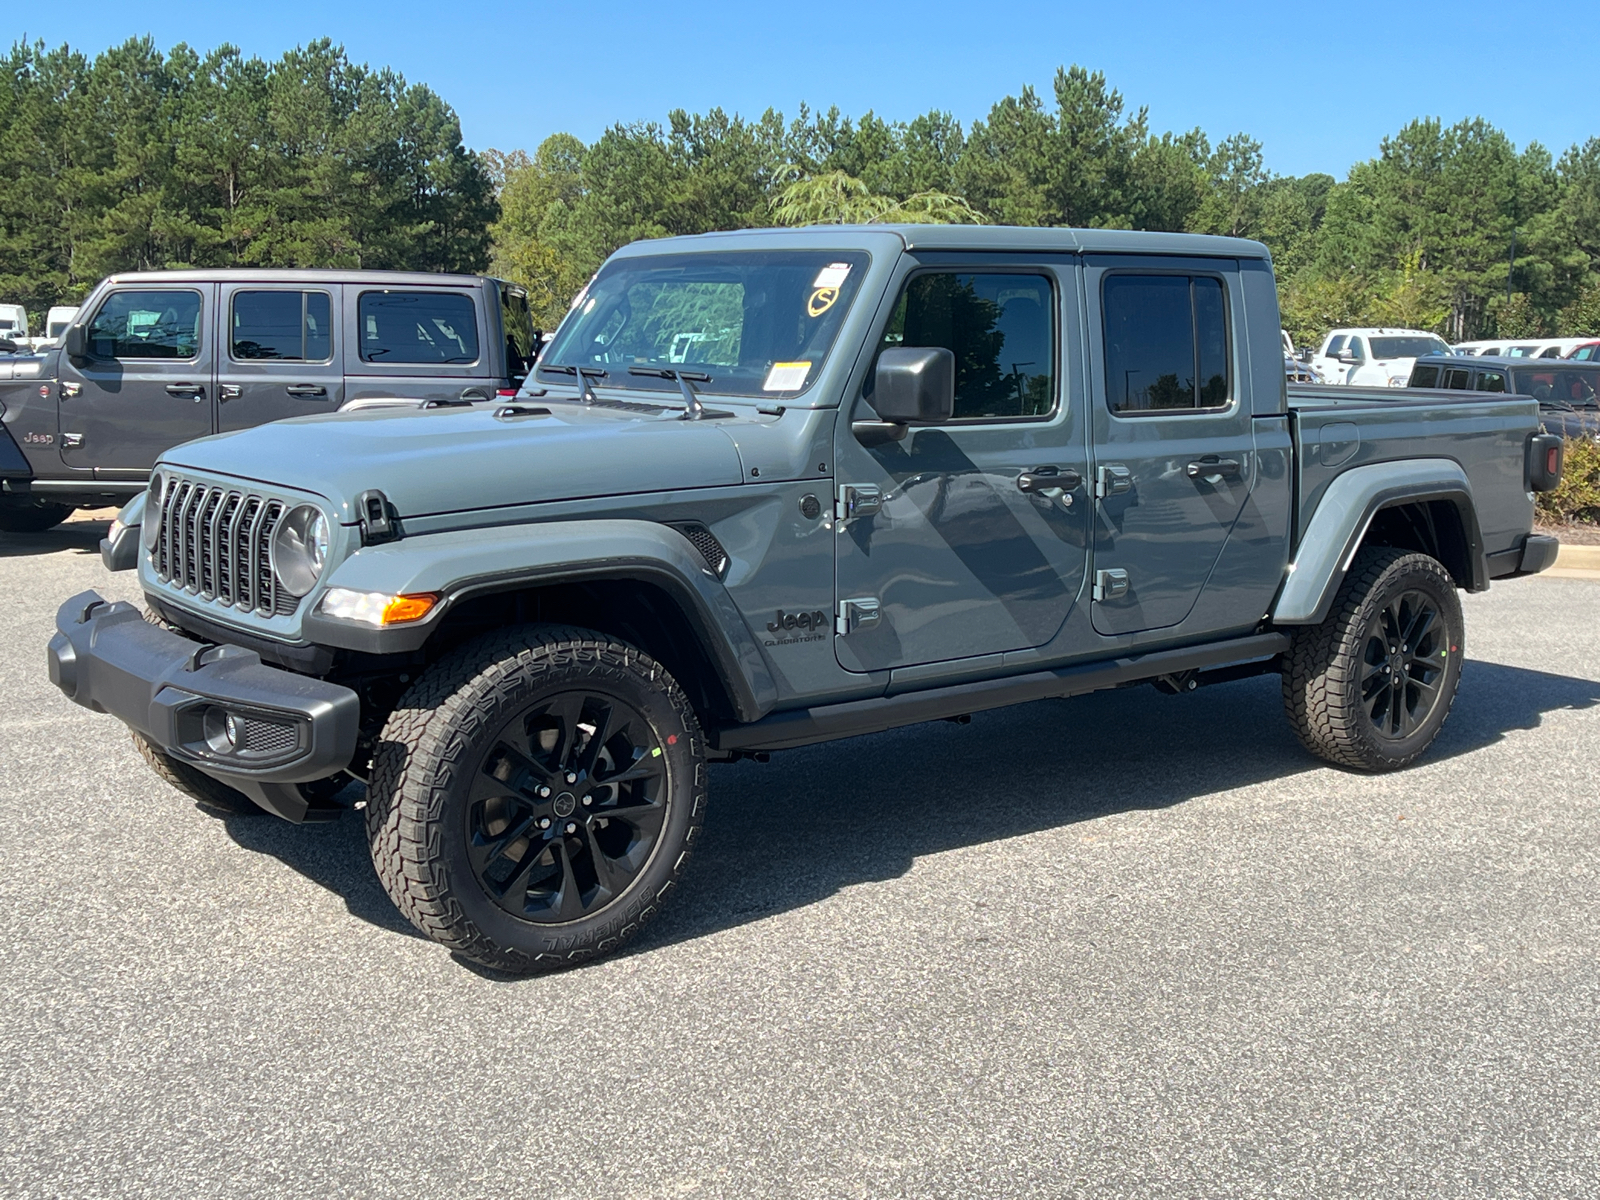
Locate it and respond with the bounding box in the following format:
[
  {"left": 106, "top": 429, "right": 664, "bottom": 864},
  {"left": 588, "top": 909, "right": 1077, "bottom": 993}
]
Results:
[{"left": 536, "top": 248, "right": 874, "bottom": 401}]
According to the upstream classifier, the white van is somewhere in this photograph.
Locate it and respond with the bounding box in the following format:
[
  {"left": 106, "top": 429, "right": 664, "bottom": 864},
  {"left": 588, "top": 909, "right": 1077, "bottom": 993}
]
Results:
[
  {"left": 37, "top": 305, "right": 79, "bottom": 347},
  {"left": 0, "top": 304, "right": 28, "bottom": 348},
  {"left": 1311, "top": 327, "right": 1452, "bottom": 386}
]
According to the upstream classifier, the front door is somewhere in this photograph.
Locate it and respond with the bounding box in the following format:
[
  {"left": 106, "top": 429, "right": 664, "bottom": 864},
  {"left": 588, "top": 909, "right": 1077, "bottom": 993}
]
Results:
[
  {"left": 216, "top": 283, "right": 344, "bottom": 431},
  {"left": 1084, "top": 257, "right": 1256, "bottom": 637},
  {"left": 833, "top": 256, "right": 1089, "bottom": 674},
  {"left": 58, "top": 285, "right": 215, "bottom": 477}
]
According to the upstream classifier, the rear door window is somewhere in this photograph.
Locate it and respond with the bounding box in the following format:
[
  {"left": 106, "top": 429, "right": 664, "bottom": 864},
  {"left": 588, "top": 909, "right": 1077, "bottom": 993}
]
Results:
[
  {"left": 1476, "top": 371, "right": 1506, "bottom": 393},
  {"left": 499, "top": 284, "right": 536, "bottom": 382},
  {"left": 357, "top": 291, "right": 479, "bottom": 365},
  {"left": 1410, "top": 364, "right": 1440, "bottom": 388},
  {"left": 86, "top": 290, "right": 202, "bottom": 359},
  {"left": 1102, "top": 274, "right": 1229, "bottom": 413},
  {"left": 231, "top": 291, "right": 332, "bottom": 361},
  {"left": 1444, "top": 368, "right": 1472, "bottom": 389}
]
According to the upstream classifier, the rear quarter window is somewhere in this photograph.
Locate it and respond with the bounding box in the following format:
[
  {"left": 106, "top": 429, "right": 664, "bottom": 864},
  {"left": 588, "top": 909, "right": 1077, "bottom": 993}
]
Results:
[{"left": 358, "top": 291, "right": 479, "bottom": 365}]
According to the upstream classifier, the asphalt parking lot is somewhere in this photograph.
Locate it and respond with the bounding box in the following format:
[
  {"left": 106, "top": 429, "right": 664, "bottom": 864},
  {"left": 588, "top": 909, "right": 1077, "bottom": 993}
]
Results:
[{"left": 3, "top": 519, "right": 1598, "bottom": 1199}]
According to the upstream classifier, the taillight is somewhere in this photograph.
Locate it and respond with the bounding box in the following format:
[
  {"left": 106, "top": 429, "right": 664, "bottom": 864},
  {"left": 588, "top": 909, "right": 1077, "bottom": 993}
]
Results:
[{"left": 1529, "top": 433, "right": 1564, "bottom": 492}]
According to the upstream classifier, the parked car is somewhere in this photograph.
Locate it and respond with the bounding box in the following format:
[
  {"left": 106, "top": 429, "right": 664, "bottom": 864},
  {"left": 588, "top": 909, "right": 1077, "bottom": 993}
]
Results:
[
  {"left": 0, "top": 269, "right": 538, "bottom": 531},
  {"left": 51, "top": 225, "right": 1561, "bottom": 974},
  {"left": 1408, "top": 354, "right": 1600, "bottom": 440},
  {"left": 1566, "top": 340, "right": 1600, "bottom": 361},
  {"left": 1310, "top": 327, "right": 1451, "bottom": 386}
]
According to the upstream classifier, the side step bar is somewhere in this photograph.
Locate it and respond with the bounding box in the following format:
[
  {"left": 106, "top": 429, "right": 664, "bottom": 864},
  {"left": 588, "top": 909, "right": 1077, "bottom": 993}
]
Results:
[{"left": 712, "top": 632, "right": 1291, "bottom": 753}]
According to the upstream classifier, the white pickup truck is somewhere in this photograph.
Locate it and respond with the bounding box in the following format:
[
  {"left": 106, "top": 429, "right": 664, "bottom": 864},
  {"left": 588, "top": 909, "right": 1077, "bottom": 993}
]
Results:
[{"left": 1311, "top": 328, "right": 1451, "bottom": 387}]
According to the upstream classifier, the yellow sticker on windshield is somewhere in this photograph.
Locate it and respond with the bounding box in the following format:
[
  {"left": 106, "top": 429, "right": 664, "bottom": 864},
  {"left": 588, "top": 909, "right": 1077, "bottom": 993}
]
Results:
[{"left": 807, "top": 287, "right": 839, "bottom": 318}]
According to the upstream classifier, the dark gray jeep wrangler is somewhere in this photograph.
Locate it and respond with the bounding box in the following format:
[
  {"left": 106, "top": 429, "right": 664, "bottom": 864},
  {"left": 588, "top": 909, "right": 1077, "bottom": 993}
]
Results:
[{"left": 49, "top": 227, "right": 1561, "bottom": 971}]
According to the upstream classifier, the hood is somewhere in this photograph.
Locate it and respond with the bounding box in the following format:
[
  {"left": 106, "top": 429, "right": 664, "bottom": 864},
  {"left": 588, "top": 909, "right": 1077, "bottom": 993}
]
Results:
[{"left": 159, "top": 401, "right": 749, "bottom": 522}]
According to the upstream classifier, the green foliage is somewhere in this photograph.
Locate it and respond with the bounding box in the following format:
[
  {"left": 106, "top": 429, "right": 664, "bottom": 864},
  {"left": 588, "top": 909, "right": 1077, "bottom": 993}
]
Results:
[
  {"left": 0, "top": 37, "right": 496, "bottom": 324},
  {"left": 1537, "top": 432, "right": 1600, "bottom": 524},
  {"left": 770, "top": 170, "right": 982, "bottom": 226}
]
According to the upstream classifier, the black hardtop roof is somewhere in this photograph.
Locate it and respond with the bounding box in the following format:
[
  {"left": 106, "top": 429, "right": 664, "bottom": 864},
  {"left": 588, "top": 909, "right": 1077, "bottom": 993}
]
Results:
[{"left": 99, "top": 268, "right": 500, "bottom": 288}]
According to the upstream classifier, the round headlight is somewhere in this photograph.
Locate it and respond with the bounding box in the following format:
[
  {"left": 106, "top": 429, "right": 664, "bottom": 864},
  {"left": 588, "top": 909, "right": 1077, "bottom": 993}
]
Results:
[
  {"left": 270, "top": 505, "right": 331, "bottom": 597},
  {"left": 142, "top": 472, "right": 165, "bottom": 551}
]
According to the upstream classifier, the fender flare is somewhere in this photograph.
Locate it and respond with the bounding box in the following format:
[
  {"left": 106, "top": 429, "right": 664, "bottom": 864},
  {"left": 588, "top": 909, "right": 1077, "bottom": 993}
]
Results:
[
  {"left": 300, "top": 518, "right": 779, "bottom": 722},
  {"left": 1272, "top": 458, "right": 1485, "bottom": 626}
]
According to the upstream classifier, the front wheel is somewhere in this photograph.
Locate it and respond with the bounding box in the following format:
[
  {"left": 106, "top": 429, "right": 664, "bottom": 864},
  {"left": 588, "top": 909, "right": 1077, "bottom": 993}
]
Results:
[
  {"left": 1282, "top": 547, "right": 1464, "bottom": 772},
  {"left": 365, "top": 626, "right": 707, "bottom": 973}
]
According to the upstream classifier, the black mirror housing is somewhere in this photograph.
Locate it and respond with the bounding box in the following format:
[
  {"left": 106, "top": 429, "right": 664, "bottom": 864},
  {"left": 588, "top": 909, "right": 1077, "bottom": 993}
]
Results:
[
  {"left": 0, "top": 338, "right": 17, "bottom": 355},
  {"left": 63, "top": 325, "right": 86, "bottom": 359},
  {"left": 872, "top": 346, "right": 955, "bottom": 425}
]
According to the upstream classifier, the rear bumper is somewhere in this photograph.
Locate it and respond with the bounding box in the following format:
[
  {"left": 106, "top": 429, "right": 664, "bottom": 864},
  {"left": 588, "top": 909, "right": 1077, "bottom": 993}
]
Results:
[
  {"left": 1487, "top": 534, "right": 1560, "bottom": 579},
  {"left": 48, "top": 590, "right": 359, "bottom": 821}
]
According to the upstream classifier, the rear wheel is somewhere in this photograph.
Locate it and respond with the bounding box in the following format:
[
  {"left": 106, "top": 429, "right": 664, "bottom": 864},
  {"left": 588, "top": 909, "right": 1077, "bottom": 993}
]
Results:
[
  {"left": 0, "top": 497, "right": 71, "bottom": 532},
  {"left": 365, "top": 625, "right": 706, "bottom": 973},
  {"left": 1282, "top": 547, "right": 1464, "bottom": 772}
]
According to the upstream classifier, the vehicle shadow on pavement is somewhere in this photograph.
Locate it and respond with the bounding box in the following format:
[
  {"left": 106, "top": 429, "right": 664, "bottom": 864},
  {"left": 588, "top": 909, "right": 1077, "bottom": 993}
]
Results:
[
  {"left": 0, "top": 520, "right": 110, "bottom": 558},
  {"left": 202, "top": 658, "right": 1600, "bottom": 965},
  {"left": 218, "top": 797, "right": 427, "bottom": 940}
]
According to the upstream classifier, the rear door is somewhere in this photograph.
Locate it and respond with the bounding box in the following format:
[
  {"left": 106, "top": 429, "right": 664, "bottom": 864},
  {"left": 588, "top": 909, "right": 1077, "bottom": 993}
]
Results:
[
  {"left": 215, "top": 283, "right": 344, "bottom": 431},
  {"left": 1084, "top": 257, "right": 1255, "bottom": 637},
  {"left": 57, "top": 285, "right": 215, "bottom": 478}
]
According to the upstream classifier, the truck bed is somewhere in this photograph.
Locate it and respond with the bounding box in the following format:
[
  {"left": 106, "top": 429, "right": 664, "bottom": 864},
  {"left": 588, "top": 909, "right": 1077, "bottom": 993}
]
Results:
[{"left": 1286, "top": 385, "right": 1537, "bottom": 561}]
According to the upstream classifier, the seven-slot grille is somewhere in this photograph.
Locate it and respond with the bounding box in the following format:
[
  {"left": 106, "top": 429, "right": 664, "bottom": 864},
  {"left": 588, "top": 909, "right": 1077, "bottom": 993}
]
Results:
[{"left": 153, "top": 478, "right": 299, "bottom": 616}]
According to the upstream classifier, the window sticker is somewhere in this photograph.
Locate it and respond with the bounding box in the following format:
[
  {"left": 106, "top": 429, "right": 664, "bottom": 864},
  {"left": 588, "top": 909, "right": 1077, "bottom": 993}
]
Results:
[
  {"left": 812, "top": 262, "right": 852, "bottom": 289},
  {"left": 763, "top": 361, "right": 812, "bottom": 391},
  {"left": 807, "top": 288, "right": 839, "bottom": 317}
]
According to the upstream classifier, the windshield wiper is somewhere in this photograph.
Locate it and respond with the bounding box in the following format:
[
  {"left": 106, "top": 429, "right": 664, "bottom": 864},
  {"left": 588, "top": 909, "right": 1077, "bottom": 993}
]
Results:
[
  {"left": 627, "top": 367, "right": 715, "bottom": 420},
  {"left": 540, "top": 364, "right": 606, "bottom": 403}
]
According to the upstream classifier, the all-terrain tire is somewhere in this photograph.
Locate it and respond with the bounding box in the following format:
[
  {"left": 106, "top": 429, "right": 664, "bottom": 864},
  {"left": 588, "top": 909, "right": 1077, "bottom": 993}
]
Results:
[
  {"left": 0, "top": 498, "right": 72, "bottom": 532},
  {"left": 365, "top": 625, "right": 707, "bottom": 973},
  {"left": 132, "top": 732, "right": 264, "bottom": 816},
  {"left": 1282, "top": 546, "right": 1464, "bottom": 772}
]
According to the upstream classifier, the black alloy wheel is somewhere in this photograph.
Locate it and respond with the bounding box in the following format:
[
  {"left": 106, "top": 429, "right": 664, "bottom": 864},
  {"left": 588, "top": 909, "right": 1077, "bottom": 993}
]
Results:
[
  {"left": 1282, "top": 546, "right": 1464, "bottom": 772},
  {"left": 366, "top": 625, "right": 706, "bottom": 973},
  {"left": 1358, "top": 588, "right": 1449, "bottom": 740},
  {"left": 469, "top": 690, "right": 669, "bottom": 923}
]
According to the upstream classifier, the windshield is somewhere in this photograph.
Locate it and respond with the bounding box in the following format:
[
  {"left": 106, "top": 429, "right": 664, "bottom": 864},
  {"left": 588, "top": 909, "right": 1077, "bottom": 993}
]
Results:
[
  {"left": 1369, "top": 336, "right": 1448, "bottom": 359},
  {"left": 1513, "top": 366, "right": 1600, "bottom": 409},
  {"left": 539, "top": 250, "right": 871, "bottom": 397}
]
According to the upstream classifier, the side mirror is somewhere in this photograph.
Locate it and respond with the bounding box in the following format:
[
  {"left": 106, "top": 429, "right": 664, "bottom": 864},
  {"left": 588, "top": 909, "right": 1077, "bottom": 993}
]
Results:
[
  {"left": 63, "top": 325, "right": 87, "bottom": 359},
  {"left": 0, "top": 338, "right": 17, "bottom": 355},
  {"left": 872, "top": 346, "right": 955, "bottom": 424},
  {"left": 1337, "top": 349, "right": 1358, "bottom": 364}
]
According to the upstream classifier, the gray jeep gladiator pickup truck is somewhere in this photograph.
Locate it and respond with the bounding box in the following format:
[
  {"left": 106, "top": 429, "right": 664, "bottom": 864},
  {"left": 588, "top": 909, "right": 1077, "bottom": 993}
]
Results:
[
  {"left": 0, "top": 269, "right": 538, "bottom": 531},
  {"left": 49, "top": 226, "right": 1563, "bottom": 972}
]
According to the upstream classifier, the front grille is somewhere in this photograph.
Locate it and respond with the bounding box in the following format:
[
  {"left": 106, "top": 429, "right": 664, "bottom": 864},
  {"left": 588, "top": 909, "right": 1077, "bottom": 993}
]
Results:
[{"left": 154, "top": 477, "right": 299, "bottom": 616}]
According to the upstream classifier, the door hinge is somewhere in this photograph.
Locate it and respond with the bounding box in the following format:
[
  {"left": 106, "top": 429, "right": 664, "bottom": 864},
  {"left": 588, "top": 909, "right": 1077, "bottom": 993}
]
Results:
[
  {"left": 1095, "top": 464, "right": 1132, "bottom": 498},
  {"left": 836, "top": 597, "right": 881, "bottom": 636},
  {"left": 1093, "top": 568, "right": 1129, "bottom": 602},
  {"left": 835, "top": 484, "right": 882, "bottom": 522}
]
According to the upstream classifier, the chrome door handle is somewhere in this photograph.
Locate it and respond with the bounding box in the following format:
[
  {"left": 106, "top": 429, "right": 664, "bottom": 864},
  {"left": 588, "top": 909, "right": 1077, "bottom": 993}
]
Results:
[
  {"left": 165, "top": 383, "right": 204, "bottom": 400},
  {"left": 1017, "top": 467, "right": 1082, "bottom": 493},
  {"left": 1186, "top": 457, "right": 1241, "bottom": 480}
]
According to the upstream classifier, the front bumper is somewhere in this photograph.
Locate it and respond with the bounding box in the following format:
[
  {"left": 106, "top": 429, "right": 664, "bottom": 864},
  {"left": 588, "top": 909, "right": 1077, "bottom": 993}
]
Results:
[{"left": 48, "top": 590, "right": 359, "bottom": 822}]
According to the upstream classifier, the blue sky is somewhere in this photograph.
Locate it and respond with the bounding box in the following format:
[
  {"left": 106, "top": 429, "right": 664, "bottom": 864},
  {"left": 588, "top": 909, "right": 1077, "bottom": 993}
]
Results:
[{"left": 30, "top": 0, "right": 1600, "bottom": 179}]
